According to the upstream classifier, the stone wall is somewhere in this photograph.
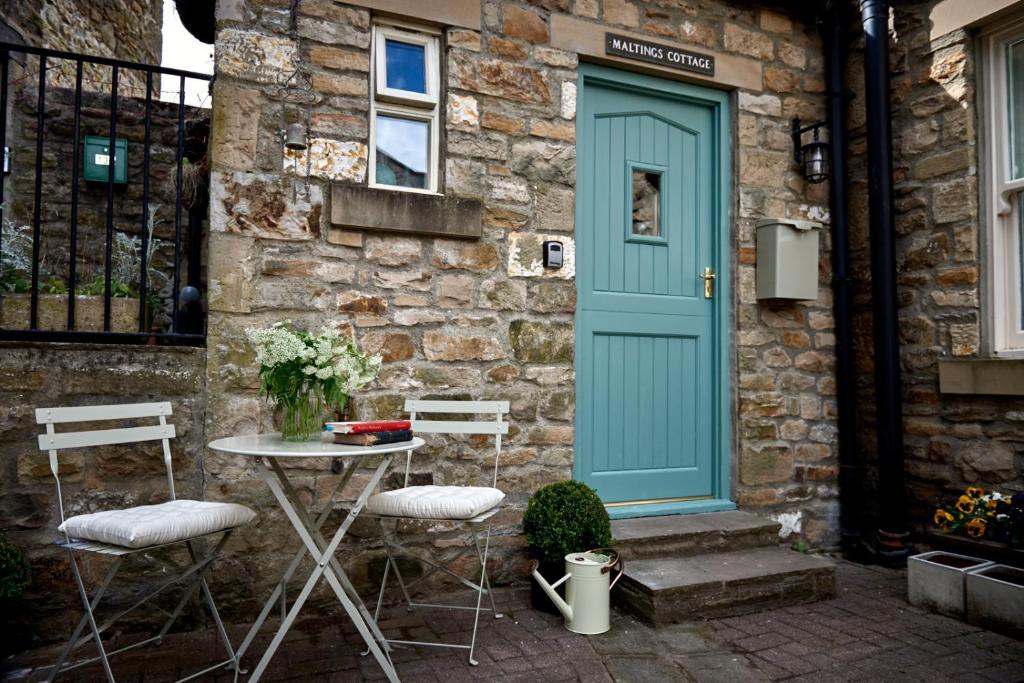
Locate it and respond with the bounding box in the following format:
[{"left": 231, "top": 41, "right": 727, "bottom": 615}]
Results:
[
  {"left": 0, "top": 0, "right": 163, "bottom": 94},
  {"left": 845, "top": 3, "right": 1024, "bottom": 532},
  {"left": 205, "top": 0, "right": 839, "bottom": 607},
  {"left": 727, "top": 9, "right": 838, "bottom": 545},
  {"left": 0, "top": 343, "right": 208, "bottom": 647}
]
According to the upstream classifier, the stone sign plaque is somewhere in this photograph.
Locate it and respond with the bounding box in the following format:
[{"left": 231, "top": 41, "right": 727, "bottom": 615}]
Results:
[{"left": 605, "top": 33, "right": 715, "bottom": 77}]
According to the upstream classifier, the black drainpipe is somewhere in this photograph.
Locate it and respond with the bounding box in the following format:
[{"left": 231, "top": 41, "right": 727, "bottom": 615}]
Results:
[
  {"left": 859, "top": 0, "right": 910, "bottom": 557},
  {"left": 821, "top": 2, "right": 862, "bottom": 557}
]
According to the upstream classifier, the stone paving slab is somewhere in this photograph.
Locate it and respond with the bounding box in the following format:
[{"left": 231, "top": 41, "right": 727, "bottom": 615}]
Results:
[{"left": 3, "top": 560, "right": 1023, "bottom": 682}]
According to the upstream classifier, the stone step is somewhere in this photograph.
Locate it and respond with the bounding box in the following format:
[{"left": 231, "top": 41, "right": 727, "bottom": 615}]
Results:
[
  {"left": 613, "top": 546, "right": 836, "bottom": 624},
  {"left": 611, "top": 511, "right": 782, "bottom": 560}
]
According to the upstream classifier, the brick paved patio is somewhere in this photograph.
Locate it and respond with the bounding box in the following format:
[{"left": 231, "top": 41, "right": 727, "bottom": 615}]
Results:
[{"left": 4, "top": 559, "right": 1023, "bottom": 682}]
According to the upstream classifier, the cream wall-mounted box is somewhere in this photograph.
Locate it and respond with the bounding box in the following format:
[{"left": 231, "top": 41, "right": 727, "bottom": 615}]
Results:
[{"left": 755, "top": 218, "right": 822, "bottom": 300}]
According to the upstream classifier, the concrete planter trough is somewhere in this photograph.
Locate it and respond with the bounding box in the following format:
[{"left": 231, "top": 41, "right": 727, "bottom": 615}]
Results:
[
  {"left": 966, "top": 564, "right": 1024, "bottom": 638},
  {"left": 0, "top": 293, "right": 139, "bottom": 333},
  {"left": 907, "top": 551, "right": 993, "bottom": 618}
]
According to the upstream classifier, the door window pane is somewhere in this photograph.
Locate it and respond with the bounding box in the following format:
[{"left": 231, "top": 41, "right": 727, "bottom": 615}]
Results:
[
  {"left": 632, "top": 171, "right": 661, "bottom": 237},
  {"left": 385, "top": 40, "right": 426, "bottom": 94},
  {"left": 375, "top": 114, "right": 429, "bottom": 189}
]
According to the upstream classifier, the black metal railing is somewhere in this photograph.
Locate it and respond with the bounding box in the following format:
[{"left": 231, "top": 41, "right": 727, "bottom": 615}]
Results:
[{"left": 0, "top": 42, "right": 211, "bottom": 345}]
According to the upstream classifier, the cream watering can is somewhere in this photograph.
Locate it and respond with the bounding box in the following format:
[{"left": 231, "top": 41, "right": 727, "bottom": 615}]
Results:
[{"left": 529, "top": 549, "right": 624, "bottom": 635}]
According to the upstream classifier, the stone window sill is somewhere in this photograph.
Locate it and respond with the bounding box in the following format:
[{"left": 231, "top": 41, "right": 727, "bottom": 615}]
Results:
[
  {"left": 929, "top": 0, "right": 1021, "bottom": 42},
  {"left": 938, "top": 358, "right": 1024, "bottom": 396},
  {"left": 330, "top": 184, "right": 482, "bottom": 239}
]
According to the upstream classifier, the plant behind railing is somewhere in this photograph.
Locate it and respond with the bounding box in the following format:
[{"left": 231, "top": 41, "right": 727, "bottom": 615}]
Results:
[
  {"left": 0, "top": 205, "right": 168, "bottom": 311},
  {"left": 0, "top": 217, "right": 32, "bottom": 293}
]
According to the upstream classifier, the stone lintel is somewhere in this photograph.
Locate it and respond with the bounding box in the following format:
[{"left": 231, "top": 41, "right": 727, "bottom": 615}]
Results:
[
  {"left": 938, "top": 359, "right": 1024, "bottom": 396},
  {"left": 342, "top": 0, "right": 480, "bottom": 30},
  {"left": 330, "top": 184, "right": 483, "bottom": 239},
  {"left": 550, "top": 14, "right": 761, "bottom": 92}
]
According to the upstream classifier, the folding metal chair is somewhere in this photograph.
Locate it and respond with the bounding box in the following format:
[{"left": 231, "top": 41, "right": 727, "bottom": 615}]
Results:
[
  {"left": 363, "top": 399, "right": 510, "bottom": 665},
  {"left": 35, "top": 402, "right": 254, "bottom": 683}
]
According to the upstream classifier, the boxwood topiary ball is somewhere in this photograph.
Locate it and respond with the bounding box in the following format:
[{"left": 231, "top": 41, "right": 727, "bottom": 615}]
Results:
[{"left": 522, "top": 480, "right": 612, "bottom": 565}]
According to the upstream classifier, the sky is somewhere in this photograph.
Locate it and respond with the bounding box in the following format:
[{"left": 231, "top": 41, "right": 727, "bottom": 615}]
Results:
[
  {"left": 376, "top": 116, "right": 429, "bottom": 173},
  {"left": 159, "top": 0, "right": 213, "bottom": 108}
]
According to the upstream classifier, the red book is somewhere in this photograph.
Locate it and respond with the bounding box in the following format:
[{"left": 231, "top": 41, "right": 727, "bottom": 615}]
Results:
[
  {"left": 325, "top": 420, "right": 412, "bottom": 434},
  {"left": 334, "top": 430, "right": 413, "bottom": 446}
]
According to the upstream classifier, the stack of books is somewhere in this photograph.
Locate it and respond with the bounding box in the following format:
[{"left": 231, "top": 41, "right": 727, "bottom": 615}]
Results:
[{"left": 324, "top": 420, "right": 413, "bottom": 446}]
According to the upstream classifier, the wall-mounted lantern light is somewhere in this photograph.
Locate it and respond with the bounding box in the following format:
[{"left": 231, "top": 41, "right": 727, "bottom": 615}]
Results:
[
  {"left": 282, "top": 122, "right": 308, "bottom": 152},
  {"left": 791, "top": 117, "right": 830, "bottom": 184}
]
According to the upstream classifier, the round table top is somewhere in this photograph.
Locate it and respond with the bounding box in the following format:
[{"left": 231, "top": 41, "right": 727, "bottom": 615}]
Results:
[{"left": 208, "top": 433, "right": 426, "bottom": 458}]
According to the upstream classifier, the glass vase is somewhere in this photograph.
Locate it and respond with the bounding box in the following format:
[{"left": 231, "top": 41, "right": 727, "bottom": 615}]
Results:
[{"left": 279, "top": 390, "right": 324, "bottom": 442}]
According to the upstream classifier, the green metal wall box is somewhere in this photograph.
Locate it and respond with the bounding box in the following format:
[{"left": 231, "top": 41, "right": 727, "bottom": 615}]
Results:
[
  {"left": 83, "top": 136, "right": 127, "bottom": 184},
  {"left": 755, "top": 218, "right": 822, "bottom": 301}
]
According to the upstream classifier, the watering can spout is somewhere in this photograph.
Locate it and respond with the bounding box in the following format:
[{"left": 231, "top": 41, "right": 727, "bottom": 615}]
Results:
[{"left": 529, "top": 562, "right": 573, "bottom": 621}]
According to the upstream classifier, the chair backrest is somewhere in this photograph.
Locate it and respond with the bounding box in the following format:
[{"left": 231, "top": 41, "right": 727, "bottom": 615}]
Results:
[
  {"left": 404, "top": 399, "right": 509, "bottom": 488},
  {"left": 36, "top": 402, "right": 177, "bottom": 525}
]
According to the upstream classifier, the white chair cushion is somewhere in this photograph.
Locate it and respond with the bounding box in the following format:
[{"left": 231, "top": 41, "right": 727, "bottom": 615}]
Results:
[
  {"left": 365, "top": 485, "right": 504, "bottom": 520},
  {"left": 59, "top": 500, "right": 257, "bottom": 549}
]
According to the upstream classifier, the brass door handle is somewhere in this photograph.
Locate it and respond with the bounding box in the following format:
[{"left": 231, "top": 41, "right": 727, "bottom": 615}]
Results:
[{"left": 702, "top": 267, "right": 716, "bottom": 298}]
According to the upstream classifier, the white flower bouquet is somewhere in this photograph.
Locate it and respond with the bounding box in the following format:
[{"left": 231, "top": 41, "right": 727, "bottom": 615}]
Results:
[{"left": 246, "top": 322, "right": 382, "bottom": 440}]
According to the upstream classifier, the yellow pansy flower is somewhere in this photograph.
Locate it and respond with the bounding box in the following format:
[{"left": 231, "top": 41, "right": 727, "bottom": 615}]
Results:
[{"left": 966, "top": 517, "right": 987, "bottom": 538}]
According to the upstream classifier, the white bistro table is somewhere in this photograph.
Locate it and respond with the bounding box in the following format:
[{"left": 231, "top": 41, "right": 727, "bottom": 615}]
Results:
[{"left": 207, "top": 433, "right": 425, "bottom": 683}]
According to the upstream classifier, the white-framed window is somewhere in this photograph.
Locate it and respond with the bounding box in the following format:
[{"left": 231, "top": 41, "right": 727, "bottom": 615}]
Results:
[
  {"left": 369, "top": 22, "right": 440, "bottom": 194},
  {"left": 983, "top": 20, "right": 1024, "bottom": 354}
]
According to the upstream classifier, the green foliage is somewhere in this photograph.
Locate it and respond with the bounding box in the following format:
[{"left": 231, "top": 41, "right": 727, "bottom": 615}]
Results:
[
  {"left": 9, "top": 274, "right": 138, "bottom": 299},
  {"left": 75, "top": 276, "right": 134, "bottom": 298},
  {"left": 522, "top": 481, "right": 612, "bottom": 565},
  {"left": 0, "top": 203, "right": 168, "bottom": 309},
  {"left": 40, "top": 276, "right": 68, "bottom": 294},
  {"left": 0, "top": 266, "right": 30, "bottom": 294},
  {"left": 0, "top": 535, "right": 29, "bottom": 600}
]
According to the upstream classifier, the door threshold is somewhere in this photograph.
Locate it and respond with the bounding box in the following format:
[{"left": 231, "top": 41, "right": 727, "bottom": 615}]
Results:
[{"left": 606, "top": 498, "right": 736, "bottom": 520}]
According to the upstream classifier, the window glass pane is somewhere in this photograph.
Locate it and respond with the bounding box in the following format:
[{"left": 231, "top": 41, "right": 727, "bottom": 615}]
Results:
[
  {"left": 631, "top": 170, "right": 661, "bottom": 237},
  {"left": 375, "top": 115, "right": 429, "bottom": 189},
  {"left": 1019, "top": 193, "right": 1024, "bottom": 331},
  {"left": 1008, "top": 39, "right": 1024, "bottom": 179},
  {"left": 385, "top": 39, "right": 426, "bottom": 94}
]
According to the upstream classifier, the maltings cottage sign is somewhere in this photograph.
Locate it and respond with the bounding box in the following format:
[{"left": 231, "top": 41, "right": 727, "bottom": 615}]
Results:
[{"left": 605, "top": 33, "right": 715, "bottom": 77}]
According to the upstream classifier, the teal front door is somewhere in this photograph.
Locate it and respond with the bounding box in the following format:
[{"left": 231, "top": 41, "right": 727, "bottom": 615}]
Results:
[{"left": 574, "top": 64, "right": 733, "bottom": 519}]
